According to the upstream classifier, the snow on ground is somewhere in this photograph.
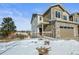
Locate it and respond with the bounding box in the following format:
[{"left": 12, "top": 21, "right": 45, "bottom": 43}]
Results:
[
  {"left": 0, "top": 38, "right": 79, "bottom": 55},
  {"left": 0, "top": 41, "right": 18, "bottom": 54}
]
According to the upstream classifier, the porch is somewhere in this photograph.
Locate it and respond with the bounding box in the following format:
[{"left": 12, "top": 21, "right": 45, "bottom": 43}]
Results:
[{"left": 37, "top": 22, "right": 54, "bottom": 37}]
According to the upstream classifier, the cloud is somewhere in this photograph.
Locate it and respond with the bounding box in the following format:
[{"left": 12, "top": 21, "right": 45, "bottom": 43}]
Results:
[
  {"left": 32, "top": 8, "right": 43, "bottom": 14},
  {"left": 0, "top": 8, "right": 24, "bottom": 17},
  {"left": 0, "top": 9, "right": 31, "bottom": 31}
]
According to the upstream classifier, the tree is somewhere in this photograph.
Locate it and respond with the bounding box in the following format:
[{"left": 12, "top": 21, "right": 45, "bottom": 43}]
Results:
[{"left": 1, "top": 17, "right": 16, "bottom": 37}]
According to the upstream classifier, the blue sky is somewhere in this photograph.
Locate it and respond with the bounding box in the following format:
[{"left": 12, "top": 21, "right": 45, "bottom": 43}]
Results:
[{"left": 0, "top": 3, "right": 79, "bottom": 31}]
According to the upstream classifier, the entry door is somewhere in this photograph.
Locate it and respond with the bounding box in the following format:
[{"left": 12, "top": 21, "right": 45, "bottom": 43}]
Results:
[
  {"left": 78, "top": 26, "right": 79, "bottom": 36},
  {"left": 39, "top": 28, "right": 42, "bottom": 35}
]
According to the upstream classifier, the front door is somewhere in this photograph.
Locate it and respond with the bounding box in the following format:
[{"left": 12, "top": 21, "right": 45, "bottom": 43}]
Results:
[
  {"left": 39, "top": 28, "right": 42, "bottom": 35},
  {"left": 78, "top": 25, "right": 79, "bottom": 36}
]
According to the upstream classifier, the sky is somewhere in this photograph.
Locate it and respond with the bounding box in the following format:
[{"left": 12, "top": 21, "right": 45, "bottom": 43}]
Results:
[{"left": 0, "top": 3, "right": 79, "bottom": 31}]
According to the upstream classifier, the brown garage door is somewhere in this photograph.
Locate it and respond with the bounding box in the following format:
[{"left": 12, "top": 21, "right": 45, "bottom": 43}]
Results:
[{"left": 60, "top": 26, "right": 74, "bottom": 39}]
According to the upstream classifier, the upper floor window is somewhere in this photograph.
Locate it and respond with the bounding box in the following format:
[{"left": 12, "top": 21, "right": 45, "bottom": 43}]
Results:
[
  {"left": 39, "top": 17, "right": 42, "bottom": 21},
  {"left": 63, "top": 15, "right": 67, "bottom": 20},
  {"left": 69, "top": 16, "right": 73, "bottom": 21},
  {"left": 75, "top": 18, "right": 79, "bottom": 22},
  {"left": 55, "top": 11, "right": 61, "bottom": 18}
]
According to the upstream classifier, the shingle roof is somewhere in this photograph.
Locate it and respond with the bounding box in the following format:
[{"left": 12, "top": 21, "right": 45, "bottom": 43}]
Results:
[{"left": 31, "top": 4, "right": 70, "bottom": 23}]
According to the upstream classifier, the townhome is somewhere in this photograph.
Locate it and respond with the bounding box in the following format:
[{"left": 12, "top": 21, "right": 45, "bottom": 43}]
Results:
[{"left": 31, "top": 4, "right": 79, "bottom": 39}]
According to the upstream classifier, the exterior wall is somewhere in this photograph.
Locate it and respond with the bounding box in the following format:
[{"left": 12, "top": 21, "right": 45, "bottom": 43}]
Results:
[
  {"left": 31, "top": 16, "right": 38, "bottom": 37},
  {"left": 69, "top": 13, "right": 79, "bottom": 38},
  {"left": 51, "top": 23, "right": 56, "bottom": 38},
  {"left": 31, "top": 15, "right": 43, "bottom": 37},
  {"left": 55, "top": 21, "right": 78, "bottom": 39},
  {"left": 72, "top": 14, "right": 79, "bottom": 22},
  {"left": 62, "top": 12, "right": 69, "bottom": 21},
  {"left": 51, "top": 6, "right": 69, "bottom": 21},
  {"left": 51, "top": 6, "right": 63, "bottom": 20},
  {"left": 43, "top": 9, "right": 51, "bottom": 22},
  {"left": 38, "top": 15, "right": 43, "bottom": 24}
]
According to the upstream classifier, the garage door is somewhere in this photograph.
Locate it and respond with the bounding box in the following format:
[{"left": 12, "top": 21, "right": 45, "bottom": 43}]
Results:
[{"left": 60, "top": 26, "right": 74, "bottom": 38}]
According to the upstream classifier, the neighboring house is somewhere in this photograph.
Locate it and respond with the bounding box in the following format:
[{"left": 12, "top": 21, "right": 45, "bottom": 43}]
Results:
[{"left": 31, "top": 4, "right": 79, "bottom": 39}]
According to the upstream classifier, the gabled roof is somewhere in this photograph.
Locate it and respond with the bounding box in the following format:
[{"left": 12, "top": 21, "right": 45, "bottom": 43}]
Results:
[
  {"left": 70, "top": 12, "right": 79, "bottom": 16},
  {"left": 43, "top": 4, "right": 70, "bottom": 16},
  {"left": 31, "top": 4, "right": 70, "bottom": 24},
  {"left": 70, "top": 12, "right": 79, "bottom": 19}
]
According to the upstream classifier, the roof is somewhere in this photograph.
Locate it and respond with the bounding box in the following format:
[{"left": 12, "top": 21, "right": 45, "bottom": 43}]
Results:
[
  {"left": 31, "top": 4, "right": 70, "bottom": 24},
  {"left": 70, "top": 12, "right": 79, "bottom": 16},
  {"left": 49, "top": 19, "right": 79, "bottom": 25},
  {"left": 43, "top": 4, "right": 70, "bottom": 16}
]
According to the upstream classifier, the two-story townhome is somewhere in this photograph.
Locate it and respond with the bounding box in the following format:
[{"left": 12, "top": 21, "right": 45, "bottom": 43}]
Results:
[{"left": 31, "top": 4, "right": 79, "bottom": 39}]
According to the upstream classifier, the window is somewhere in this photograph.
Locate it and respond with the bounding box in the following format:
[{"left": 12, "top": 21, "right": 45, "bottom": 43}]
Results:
[
  {"left": 55, "top": 11, "right": 61, "bottom": 18},
  {"left": 60, "top": 26, "right": 63, "bottom": 28},
  {"left": 75, "top": 18, "right": 77, "bottom": 22},
  {"left": 39, "top": 17, "right": 42, "bottom": 21},
  {"left": 78, "top": 26, "right": 79, "bottom": 34},
  {"left": 70, "top": 16, "right": 73, "bottom": 21},
  {"left": 60, "top": 26, "right": 73, "bottom": 29},
  {"left": 63, "top": 16, "right": 67, "bottom": 20},
  {"left": 75, "top": 18, "right": 79, "bottom": 22},
  {"left": 64, "top": 26, "right": 67, "bottom": 29}
]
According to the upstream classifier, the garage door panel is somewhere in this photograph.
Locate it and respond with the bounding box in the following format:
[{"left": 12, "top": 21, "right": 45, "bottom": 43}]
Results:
[{"left": 60, "top": 29, "right": 74, "bottom": 38}]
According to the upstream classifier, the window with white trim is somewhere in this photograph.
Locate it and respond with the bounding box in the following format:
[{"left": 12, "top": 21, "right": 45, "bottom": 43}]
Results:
[
  {"left": 75, "top": 17, "right": 79, "bottom": 22},
  {"left": 55, "top": 11, "right": 61, "bottom": 18},
  {"left": 63, "top": 15, "right": 67, "bottom": 20}
]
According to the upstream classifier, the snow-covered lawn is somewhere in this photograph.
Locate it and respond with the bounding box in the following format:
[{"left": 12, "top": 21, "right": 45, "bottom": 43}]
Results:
[
  {"left": 0, "top": 41, "right": 18, "bottom": 54},
  {"left": 0, "top": 38, "right": 79, "bottom": 55}
]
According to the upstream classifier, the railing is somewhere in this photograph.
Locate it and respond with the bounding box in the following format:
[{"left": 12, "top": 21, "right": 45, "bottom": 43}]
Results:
[
  {"left": 43, "top": 25, "right": 51, "bottom": 31},
  {"left": 42, "top": 31, "right": 52, "bottom": 37}
]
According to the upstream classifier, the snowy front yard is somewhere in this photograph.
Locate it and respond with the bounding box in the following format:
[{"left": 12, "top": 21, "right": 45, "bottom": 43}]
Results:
[{"left": 0, "top": 38, "right": 79, "bottom": 55}]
